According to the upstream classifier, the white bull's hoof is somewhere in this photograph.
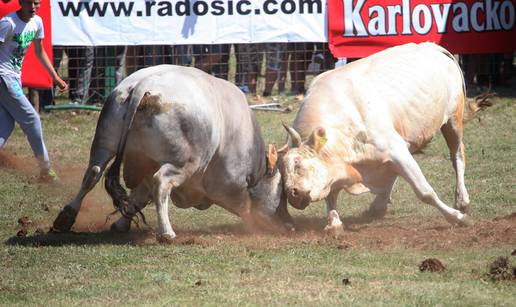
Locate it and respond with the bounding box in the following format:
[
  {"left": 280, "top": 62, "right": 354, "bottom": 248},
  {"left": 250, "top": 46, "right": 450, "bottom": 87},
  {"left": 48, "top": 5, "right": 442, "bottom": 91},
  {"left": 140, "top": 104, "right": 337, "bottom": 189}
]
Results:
[
  {"left": 156, "top": 233, "right": 176, "bottom": 244},
  {"left": 457, "top": 204, "right": 471, "bottom": 215},
  {"left": 457, "top": 214, "right": 474, "bottom": 227},
  {"left": 324, "top": 224, "right": 345, "bottom": 237}
]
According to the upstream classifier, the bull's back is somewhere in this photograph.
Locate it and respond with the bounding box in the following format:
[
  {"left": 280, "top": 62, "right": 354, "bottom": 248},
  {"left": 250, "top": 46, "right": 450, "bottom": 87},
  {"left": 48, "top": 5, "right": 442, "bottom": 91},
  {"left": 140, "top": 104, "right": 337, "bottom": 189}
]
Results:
[
  {"left": 123, "top": 66, "right": 265, "bottom": 196},
  {"left": 302, "top": 43, "right": 463, "bottom": 151}
]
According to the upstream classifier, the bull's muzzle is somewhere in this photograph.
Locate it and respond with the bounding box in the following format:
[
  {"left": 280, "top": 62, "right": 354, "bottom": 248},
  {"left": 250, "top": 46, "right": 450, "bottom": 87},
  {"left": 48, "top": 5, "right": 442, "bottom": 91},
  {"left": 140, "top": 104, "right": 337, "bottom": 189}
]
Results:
[{"left": 287, "top": 188, "right": 311, "bottom": 209}]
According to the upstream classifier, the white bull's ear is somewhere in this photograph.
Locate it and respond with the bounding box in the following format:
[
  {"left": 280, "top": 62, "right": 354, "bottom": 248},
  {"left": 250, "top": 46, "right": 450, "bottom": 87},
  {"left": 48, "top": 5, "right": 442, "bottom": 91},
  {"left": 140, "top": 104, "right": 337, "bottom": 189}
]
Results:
[
  {"left": 266, "top": 144, "right": 278, "bottom": 175},
  {"left": 282, "top": 122, "right": 302, "bottom": 148},
  {"left": 308, "top": 127, "right": 327, "bottom": 153}
]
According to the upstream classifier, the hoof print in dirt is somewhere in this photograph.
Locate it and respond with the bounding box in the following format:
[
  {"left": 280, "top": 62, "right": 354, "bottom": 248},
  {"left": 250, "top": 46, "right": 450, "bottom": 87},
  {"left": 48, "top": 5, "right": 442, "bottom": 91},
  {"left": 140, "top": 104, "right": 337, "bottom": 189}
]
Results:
[
  {"left": 18, "top": 216, "right": 32, "bottom": 226},
  {"left": 488, "top": 256, "right": 516, "bottom": 281},
  {"left": 419, "top": 258, "right": 446, "bottom": 272},
  {"left": 16, "top": 229, "right": 27, "bottom": 237},
  {"left": 342, "top": 278, "right": 351, "bottom": 286},
  {"left": 240, "top": 268, "right": 251, "bottom": 274}
]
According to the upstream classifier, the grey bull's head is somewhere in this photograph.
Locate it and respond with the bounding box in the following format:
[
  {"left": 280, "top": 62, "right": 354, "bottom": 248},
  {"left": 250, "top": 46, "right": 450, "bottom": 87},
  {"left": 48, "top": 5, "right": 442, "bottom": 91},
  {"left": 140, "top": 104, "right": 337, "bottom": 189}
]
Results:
[{"left": 249, "top": 144, "right": 294, "bottom": 232}]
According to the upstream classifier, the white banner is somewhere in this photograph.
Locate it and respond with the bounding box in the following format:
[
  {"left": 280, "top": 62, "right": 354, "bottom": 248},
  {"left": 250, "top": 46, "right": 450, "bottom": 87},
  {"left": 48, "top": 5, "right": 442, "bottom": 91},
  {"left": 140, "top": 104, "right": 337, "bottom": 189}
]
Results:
[{"left": 51, "top": 0, "right": 327, "bottom": 45}]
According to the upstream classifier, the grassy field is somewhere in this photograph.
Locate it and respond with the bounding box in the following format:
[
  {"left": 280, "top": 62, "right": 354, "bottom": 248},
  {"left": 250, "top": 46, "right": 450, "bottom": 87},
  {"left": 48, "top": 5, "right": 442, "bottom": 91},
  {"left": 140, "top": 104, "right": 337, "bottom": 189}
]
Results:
[{"left": 0, "top": 86, "right": 515, "bottom": 306}]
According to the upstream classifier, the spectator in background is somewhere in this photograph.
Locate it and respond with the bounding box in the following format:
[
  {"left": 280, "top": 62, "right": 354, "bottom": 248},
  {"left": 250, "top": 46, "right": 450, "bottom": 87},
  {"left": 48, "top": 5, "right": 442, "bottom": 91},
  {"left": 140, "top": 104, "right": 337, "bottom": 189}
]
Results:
[
  {"left": 37, "top": 46, "right": 94, "bottom": 108},
  {"left": 89, "top": 45, "right": 127, "bottom": 103},
  {"left": 262, "top": 43, "right": 286, "bottom": 97},
  {"left": 193, "top": 44, "right": 231, "bottom": 80},
  {"left": 236, "top": 43, "right": 286, "bottom": 100},
  {"left": 68, "top": 46, "right": 94, "bottom": 104},
  {"left": 281, "top": 42, "right": 313, "bottom": 99},
  {"left": 0, "top": 0, "right": 67, "bottom": 181}
]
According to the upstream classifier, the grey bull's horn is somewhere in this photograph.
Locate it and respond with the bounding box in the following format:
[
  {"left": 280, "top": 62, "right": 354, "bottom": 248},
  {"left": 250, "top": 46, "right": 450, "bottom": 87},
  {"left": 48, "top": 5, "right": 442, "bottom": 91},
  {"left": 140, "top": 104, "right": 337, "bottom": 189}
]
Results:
[{"left": 282, "top": 122, "right": 302, "bottom": 148}]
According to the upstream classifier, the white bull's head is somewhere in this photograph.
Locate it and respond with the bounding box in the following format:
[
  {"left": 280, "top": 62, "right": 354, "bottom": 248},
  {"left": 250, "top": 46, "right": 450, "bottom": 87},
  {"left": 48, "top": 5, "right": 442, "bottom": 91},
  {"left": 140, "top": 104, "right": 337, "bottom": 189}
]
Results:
[{"left": 279, "top": 124, "right": 335, "bottom": 209}]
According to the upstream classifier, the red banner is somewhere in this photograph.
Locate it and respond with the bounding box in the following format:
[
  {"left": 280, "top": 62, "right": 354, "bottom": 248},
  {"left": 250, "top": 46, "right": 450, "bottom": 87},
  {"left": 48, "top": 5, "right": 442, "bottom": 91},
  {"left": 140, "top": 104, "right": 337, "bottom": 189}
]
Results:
[
  {"left": 0, "top": 0, "right": 52, "bottom": 88},
  {"left": 329, "top": 0, "right": 516, "bottom": 58}
]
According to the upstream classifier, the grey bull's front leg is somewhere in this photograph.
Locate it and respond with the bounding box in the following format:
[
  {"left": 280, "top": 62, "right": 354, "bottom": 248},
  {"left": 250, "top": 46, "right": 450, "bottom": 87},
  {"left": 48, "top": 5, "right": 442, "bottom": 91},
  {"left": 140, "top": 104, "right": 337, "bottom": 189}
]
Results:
[{"left": 152, "top": 163, "right": 188, "bottom": 243}]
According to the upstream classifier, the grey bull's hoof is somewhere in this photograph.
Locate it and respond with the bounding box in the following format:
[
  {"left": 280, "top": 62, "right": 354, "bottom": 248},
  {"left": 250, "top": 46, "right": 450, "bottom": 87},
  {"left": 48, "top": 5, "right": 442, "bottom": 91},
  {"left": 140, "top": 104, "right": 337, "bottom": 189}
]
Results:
[
  {"left": 51, "top": 206, "right": 78, "bottom": 233},
  {"left": 110, "top": 220, "right": 131, "bottom": 233}
]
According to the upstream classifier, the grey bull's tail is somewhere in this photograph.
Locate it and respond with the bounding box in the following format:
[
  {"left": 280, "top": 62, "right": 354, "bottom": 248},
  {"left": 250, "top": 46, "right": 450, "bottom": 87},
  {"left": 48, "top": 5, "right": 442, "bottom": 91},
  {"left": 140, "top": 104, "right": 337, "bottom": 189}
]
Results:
[{"left": 104, "top": 86, "right": 153, "bottom": 221}]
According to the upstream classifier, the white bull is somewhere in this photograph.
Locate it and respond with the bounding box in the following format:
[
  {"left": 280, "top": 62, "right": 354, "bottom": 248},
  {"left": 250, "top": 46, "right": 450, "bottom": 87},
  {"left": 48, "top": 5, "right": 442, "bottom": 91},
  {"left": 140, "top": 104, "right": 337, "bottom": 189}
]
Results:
[{"left": 280, "top": 43, "right": 491, "bottom": 233}]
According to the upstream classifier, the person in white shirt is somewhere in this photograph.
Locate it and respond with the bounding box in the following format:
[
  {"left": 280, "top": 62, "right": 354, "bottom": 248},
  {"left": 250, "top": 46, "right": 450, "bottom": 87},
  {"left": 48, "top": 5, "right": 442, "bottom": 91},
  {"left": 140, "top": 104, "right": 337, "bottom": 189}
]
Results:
[{"left": 0, "top": 0, "right": 67, "bottom": 181}]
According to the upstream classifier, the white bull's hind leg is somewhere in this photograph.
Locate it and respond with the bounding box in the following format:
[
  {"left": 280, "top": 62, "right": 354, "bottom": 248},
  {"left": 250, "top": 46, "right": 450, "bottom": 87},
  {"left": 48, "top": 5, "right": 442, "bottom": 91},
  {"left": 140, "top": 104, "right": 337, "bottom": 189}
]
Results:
[
  {"left": 390, "top": 142, "right": 472, "bottom": 226},
  {"left": 152, "top": 163, "right": 187, "bottom": 243},
  {"left": 52, "top": 148, "right": 114, "bottom": 232},
  {"left": 111, "top": 180, "right": 152, "bottom": 232},
  {"left": 441, "top": 122, "right": 470, "bottom": 213},
  {"left": 324, "top": 190, "right": 344, "bottom": 236}
]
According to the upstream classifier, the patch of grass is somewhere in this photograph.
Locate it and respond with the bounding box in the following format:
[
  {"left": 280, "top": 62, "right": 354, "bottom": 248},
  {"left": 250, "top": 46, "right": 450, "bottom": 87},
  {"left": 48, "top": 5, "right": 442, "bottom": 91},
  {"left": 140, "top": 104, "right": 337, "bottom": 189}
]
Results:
[{"left": 0, "top": 91, "right": 514, "bottom": 305}]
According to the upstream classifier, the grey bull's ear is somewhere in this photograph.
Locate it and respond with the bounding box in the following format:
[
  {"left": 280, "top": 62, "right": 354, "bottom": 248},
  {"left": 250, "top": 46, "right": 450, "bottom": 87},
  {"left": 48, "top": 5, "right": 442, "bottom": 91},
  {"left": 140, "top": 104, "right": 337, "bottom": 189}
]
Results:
[
  {"left": 282, "top": 122, "right": 302, "bottom": 148},
  {"left": 266, "top": 144, "right": 278, "bottom": 175},
  {"left": 307, "top": 127, "right": 327, "bottom": 153}
]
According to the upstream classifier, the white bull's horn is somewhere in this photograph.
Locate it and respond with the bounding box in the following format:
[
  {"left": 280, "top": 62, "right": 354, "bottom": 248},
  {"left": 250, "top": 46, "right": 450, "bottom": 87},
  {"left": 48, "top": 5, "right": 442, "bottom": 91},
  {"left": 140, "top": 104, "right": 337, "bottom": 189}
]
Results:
[{"left": 282, "top": 122, "right": 302, "bottom": 148}]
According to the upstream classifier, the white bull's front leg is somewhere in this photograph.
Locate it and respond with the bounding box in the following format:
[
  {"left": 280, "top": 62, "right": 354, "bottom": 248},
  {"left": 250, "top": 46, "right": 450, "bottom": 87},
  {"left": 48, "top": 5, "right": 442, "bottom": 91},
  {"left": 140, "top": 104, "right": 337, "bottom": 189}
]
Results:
[
  {"left": 324, "top": 190, "right": 345, "bottom": 236},
  {"left": 152, "top": 163, "right": 188, "bottom": 243}
]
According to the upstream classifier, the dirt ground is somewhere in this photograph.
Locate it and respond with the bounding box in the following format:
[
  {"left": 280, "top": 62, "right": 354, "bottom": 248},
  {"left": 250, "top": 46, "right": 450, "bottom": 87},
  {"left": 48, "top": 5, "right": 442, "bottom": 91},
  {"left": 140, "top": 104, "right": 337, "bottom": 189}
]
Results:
[
  {"left": 3, "top": 150, "right": 515, "bottom": 251},
  {"left": 69, "top": 204, "right": 516, "bottom": 251}
]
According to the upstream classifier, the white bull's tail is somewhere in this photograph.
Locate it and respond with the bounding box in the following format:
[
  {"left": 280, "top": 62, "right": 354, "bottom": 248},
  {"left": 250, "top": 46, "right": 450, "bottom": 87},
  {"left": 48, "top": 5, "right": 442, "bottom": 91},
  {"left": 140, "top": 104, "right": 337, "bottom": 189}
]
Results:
[
  {"left": 426, "top": 42, "right": 494, "bottom": 121},
  {"left": 104, "top": 86, "right": 154, "bottom": 218}
]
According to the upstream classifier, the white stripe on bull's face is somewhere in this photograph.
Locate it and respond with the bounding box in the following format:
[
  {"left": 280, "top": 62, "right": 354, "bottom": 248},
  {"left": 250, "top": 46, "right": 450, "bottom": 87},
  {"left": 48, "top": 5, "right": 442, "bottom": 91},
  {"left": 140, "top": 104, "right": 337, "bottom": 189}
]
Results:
[{"left": 281, "top": 149, "right": 331, "bottom": 209}]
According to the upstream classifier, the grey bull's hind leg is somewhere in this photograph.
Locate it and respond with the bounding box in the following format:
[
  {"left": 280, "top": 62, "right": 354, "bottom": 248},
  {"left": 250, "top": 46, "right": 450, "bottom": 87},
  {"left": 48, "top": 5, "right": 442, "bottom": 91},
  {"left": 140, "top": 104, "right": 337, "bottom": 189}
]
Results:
[
  {"left": 111, "top": 179, "right": 152, "bottom": 232},
  {"left": 390, "top": 141, "right": 472, "bottom": 226},
  {"left": 52, "top": 148, "right": 114, "bottom": 232},
  {"left": 441, "top": 122, "right": 471, "bottom": 214},
  {"left": 152, "top": 163, "right": 188, "bottom": 243}
]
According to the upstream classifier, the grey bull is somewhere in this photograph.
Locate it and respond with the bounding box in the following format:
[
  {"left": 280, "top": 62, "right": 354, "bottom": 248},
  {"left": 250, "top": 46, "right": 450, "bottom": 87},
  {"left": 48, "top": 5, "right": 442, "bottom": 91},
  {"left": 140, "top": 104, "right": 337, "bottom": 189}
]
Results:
[{"left": 52, "top": 65, "right": 292, "bottom": 242}]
